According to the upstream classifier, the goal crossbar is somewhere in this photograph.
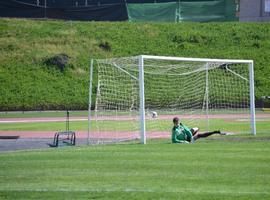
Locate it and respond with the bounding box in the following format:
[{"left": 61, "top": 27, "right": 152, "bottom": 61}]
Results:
[{"left": 139, "top": 55, "right": 253, "bottom": 64}]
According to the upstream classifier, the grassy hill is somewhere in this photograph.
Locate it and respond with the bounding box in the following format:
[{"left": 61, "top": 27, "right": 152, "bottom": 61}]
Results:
[{"left": 0, "top": 18, "right": 270, "bottom": 111}]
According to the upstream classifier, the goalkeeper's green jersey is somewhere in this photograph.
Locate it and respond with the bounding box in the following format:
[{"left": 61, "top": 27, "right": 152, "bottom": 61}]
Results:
[{"left": 171, "top": 123, "right": 193, "bottom": 143}]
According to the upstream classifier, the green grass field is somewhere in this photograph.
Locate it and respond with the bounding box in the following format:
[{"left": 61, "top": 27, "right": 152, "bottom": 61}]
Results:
[
  {"left": 0, "top": 111, "right": 88, "bottom": 118},
  {"left": 1, "top": 138, "right": 270, "bottom": 199},
  {"left": 0, "top": 112, "right": 270, "bottom": 199}
]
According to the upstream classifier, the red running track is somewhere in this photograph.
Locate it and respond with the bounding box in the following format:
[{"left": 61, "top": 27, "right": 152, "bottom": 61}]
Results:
[
  {"left": 0, "top": 130, "right": 170, "bottom": 139},
  {"left": 1, "top": 113, "right": 270, "bottom": 123}
]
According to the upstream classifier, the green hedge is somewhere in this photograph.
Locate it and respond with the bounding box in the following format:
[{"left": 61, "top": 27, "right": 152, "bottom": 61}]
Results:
[{"left": 0, "top": 19, "right": 269, "bottom": 111}]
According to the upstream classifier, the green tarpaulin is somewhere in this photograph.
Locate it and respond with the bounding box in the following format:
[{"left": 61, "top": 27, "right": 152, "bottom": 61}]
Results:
[
  {"left": 127, "top": 0, "right": 238, "bottom": 22},
  {"left": 127, "top": 2, "right": 178, "bottom": 22}
]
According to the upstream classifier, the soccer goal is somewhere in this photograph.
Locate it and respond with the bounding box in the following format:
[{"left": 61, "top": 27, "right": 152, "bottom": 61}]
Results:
[{"left": 88, "top": 55, "right": 256, "bottom": 144}]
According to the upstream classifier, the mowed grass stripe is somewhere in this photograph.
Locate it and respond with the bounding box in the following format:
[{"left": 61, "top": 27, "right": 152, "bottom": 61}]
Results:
[
  {"left": 0, "top": 111, "right": 89, "bottom": 118},
  {"left": 0, "top": 119, "right": 269, "bottom": 133},
  {"left": 1, "top": 191, "right": 269, "bottom": 200},
  {"left": 0, "top": 140, "right": 270, "bottom": 199}
]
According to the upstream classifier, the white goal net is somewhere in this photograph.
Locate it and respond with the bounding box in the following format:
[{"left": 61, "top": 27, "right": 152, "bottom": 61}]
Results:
[{"left": 88, "top": 55, "right": 255, "bottom": 144}]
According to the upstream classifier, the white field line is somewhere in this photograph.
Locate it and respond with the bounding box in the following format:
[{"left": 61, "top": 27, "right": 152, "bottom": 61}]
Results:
[{"left": 0, "top": 188, "right": 269, "bottom": 195}]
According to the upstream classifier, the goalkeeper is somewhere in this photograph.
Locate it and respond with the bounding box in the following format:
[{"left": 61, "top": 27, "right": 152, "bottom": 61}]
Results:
[{"left": 171, "top": 117, "right": 222, "bottom": 143}]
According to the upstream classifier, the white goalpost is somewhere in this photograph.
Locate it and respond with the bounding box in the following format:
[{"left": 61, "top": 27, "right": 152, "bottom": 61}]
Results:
[{"left": 88, "top": 55, "right": 256, "bottom": 145}]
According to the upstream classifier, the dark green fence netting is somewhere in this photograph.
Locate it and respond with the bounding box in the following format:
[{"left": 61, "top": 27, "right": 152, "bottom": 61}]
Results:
[
  {"left": 127, "top": 0, "right": 238, "bottom": 22},
  {"left": 0, "top": 0, "right": 128, "bottom": 21},
  {"left": 0, "top": 0, "right": 238, "bottom": 22}
]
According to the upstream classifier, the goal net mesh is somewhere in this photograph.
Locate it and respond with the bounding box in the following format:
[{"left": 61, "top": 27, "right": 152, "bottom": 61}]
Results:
[{"left": 89, "top": 56, "right": 251, "bottom": 143}]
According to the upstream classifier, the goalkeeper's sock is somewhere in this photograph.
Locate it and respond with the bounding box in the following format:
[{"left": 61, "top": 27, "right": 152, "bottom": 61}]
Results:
[
  {"left": 214, "top": 130, "right": 227, "bottom": 135},
  {"left": 219, "top": 132, "right": 227, "bottom": 135}
]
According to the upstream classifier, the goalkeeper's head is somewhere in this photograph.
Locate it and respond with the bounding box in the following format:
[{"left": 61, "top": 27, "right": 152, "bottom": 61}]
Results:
[{"left": 173, "top": 117, "right": 180, "bottom": 126}]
